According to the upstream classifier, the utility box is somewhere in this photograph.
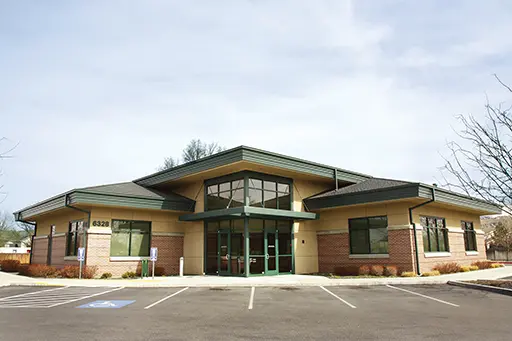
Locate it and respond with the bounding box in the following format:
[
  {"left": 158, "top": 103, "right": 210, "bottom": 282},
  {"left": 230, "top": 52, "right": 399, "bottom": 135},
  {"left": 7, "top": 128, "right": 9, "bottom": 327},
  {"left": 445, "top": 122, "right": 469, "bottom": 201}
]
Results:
[{"left": 141, "top": 259, "right": 149, "bottom": 278}]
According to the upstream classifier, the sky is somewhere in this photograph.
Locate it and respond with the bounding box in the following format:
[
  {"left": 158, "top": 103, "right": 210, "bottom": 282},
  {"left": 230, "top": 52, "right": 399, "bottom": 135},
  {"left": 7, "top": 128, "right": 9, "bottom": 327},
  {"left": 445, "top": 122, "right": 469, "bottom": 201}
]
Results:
[{"left": 1, "top": 0, "right": 512, "bottom": 214}]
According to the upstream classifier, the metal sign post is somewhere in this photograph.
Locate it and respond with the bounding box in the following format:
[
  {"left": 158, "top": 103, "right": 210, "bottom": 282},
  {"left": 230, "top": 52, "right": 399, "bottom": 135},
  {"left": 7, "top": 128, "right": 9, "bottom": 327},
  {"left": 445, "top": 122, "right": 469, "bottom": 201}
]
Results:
[
  {"left": 77, "top": 247, "right": 85, "bottom": 279},
  {"left": 150, "top": 247, "right": 158, "bottom": 280}
]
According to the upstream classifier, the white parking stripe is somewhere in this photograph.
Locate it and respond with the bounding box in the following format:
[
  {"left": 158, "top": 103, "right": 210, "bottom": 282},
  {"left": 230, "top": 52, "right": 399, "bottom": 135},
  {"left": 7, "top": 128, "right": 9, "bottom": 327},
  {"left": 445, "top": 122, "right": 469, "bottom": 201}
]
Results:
[
  {"left": 248, "top": 287, "right": 255, "bottom": 310},
  {"left": 47, "top": 287, "right": 125, "bottom": 308},
  {"left": 319, "top": 286, "right": 356, "bottom": 309},
  {"left": 144, "top": 287, "right": 189, "bottom": 310},
  {"left": 386, "top": 285, "right": 459, "bottom": 307},
  {"left": 0, "top": 286, "right": 68, "bottom": 301}
]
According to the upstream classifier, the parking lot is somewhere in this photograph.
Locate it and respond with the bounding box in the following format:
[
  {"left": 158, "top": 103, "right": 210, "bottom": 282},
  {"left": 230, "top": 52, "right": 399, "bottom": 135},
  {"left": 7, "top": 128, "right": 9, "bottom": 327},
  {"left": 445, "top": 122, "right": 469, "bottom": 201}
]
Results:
[{"left": 0, "top": 284, "right": 510, "bottom": 340}]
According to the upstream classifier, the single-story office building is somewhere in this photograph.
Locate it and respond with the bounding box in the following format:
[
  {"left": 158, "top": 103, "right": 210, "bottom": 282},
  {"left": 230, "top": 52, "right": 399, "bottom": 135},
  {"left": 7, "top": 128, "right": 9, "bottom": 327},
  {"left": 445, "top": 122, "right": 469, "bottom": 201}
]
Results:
[{"left": 14, "top": 146, "right": 500, "bottom": 277}]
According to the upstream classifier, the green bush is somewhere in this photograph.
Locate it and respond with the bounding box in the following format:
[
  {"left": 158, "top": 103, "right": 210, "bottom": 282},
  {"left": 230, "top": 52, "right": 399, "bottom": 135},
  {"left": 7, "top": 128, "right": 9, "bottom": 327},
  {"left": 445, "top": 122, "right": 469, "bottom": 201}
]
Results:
[
  {"left": 469, "top": 265, "right": 479, "bottom": 271},
  {"left": 358, "top": 265, "right": 371, "bottom": 276},
  {"left": 121, "top": 271, "right": 137, "bottom": 279},
  {"left": 0, "top": 260, "right": 21, "bottom": 272},
  {"left": 432, "top": 262, "right": 461, "bottom": 274},
  {"left": 491, "top": 263, "right": 504, "bottom": 268},
  {"left": 370, "top": 265, "right": 384, "bottom": 276},
  {"left": 100, "top": 272, "right": 113, "bottom": 279},
  {"left": 400, "top": 271, "right": 416, "bottom": 277},
  {"left": 422, "top": 270, "right": 441, "bottom": 277},
  {"left": 460, "top": 266, "right": 471, "bottom": 272}
]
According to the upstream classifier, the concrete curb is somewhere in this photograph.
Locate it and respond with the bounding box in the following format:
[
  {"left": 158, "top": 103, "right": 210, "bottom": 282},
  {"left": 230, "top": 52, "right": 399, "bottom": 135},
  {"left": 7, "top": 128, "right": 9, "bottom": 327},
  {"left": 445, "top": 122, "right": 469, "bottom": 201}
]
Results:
[{"left": 448, "top": 280, "right": 512, "bottom": 296}]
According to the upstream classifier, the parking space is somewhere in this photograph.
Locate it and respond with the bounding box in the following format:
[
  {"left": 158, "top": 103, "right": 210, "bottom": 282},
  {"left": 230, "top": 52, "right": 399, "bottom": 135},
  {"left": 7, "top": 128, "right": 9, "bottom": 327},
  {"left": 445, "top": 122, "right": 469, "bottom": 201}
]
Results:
[{"left": 0, "top": 284, "right": 511, "bottom": 340}]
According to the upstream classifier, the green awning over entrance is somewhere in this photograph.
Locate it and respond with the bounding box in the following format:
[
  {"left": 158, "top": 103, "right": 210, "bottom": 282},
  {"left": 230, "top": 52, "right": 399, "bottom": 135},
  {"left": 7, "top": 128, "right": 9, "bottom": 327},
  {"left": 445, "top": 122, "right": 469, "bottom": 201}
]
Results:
[{"left": 179, "top": 207, "right": 318, "bottom": 222}]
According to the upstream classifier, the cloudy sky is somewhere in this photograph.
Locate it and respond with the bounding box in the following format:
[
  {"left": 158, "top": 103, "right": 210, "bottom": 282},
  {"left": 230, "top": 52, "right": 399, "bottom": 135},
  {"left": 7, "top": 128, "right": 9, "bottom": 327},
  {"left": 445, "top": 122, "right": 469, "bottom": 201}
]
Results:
[{"left": 1, "top": 0, "right": 511, "bottom": 213}]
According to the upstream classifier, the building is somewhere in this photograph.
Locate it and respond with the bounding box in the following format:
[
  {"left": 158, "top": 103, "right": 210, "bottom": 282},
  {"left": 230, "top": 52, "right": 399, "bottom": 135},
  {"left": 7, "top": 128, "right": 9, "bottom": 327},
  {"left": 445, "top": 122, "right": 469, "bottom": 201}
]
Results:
[
  {"left": 0, "top": 237, "right": 31, "bottom": 255},
  {"left": 13, "top": 146, "right": 500, "bottom": 277}
]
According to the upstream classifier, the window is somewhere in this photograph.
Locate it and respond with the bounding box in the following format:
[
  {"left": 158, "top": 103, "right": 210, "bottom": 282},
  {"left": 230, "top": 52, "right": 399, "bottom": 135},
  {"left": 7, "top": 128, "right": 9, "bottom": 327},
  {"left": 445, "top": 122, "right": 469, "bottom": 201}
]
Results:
[
  {"left": 249, "top": 178, "right": 290, "bottom": 210},
  {"left": 66, "top": 221, "right": 84, "bottom": 256},
  {"left": 420, "top": 216, "right": 449, "bottom": 252},
  {"left": 206, "top": 179, "right": 244, "bottom": 211},
  {"left": 462, "top": 221, "right": 477, "bottom": 251},
  {"left": 349, "top": 216, "right": 388, "bottom": 254},
  {"left": 110, "top": 220, "right": 151, "bottom": 257}
]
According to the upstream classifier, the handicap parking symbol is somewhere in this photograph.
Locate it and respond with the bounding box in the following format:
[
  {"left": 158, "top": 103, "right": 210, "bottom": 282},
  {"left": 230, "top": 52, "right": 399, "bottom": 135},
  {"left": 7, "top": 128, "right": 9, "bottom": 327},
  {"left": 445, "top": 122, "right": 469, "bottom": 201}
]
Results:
[{"left": 77, "top": 300, "right": 135, "bottom": 309}]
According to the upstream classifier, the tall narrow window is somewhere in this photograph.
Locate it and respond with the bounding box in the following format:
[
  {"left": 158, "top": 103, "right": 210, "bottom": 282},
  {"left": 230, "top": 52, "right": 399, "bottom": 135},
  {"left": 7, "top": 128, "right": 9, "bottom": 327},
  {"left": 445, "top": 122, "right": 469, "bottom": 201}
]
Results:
[
  {"left": 66, "top": 221, "right": 83, "bottom": 256},
  {"left": 462, "top": 221, "right": 477, "bottom": 251},
  {"left": 349, "top": 216, "right": 388, "bottom": 254},
  {"left": 420, "top": 216, "right": 449, "bottom": 252},
  {"left": 110, "top": 220, "right": 151, "bottom": 256}
]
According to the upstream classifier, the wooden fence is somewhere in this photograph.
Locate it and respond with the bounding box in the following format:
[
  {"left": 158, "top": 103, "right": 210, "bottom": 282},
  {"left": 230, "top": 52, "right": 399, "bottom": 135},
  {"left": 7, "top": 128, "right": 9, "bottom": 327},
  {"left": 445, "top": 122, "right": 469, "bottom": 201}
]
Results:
[{"left": 0, "top": 253, "right": 30, "bottom": 264}]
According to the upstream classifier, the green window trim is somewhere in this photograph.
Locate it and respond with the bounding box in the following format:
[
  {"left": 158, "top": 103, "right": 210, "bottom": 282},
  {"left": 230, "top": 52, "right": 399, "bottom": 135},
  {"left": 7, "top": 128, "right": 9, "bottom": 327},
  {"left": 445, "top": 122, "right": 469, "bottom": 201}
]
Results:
[
  {"left": 420, "top": 216, "right": 449, "bottom": 252},
  {"left": 348, "top": 216, "right": 389, "bottom": 255},
  {"left": 110, "top": 220, "right": 151, "bottom": 257},
  {"left": 462, "top": 221, "right": 477, "bottom": 252},
  {"left": 66, "top": 220, "right": 84, "bottom": 256}
]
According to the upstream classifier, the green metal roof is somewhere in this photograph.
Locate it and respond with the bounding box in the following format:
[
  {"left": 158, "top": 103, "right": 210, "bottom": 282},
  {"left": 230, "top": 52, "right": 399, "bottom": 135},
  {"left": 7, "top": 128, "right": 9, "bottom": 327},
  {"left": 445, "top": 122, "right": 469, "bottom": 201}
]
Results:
[
  {"left": 179, "top": 206, "right": 318, "bottom": 222},
  {"left": 134, "top": 145, "right": 371, "bottom": 187},
  {"left": 304, "top": 178, "right": 501, "bottom": 214},
  {"left": 14, "top": 182, "right": 195, "bottom": 220}
]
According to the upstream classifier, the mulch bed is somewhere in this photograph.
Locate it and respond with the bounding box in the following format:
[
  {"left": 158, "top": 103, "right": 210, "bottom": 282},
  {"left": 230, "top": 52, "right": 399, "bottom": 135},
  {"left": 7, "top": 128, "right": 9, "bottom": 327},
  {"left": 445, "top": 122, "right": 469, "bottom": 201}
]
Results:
[{"left": 470, "top": 280, "right": 512, "bottom": 289}]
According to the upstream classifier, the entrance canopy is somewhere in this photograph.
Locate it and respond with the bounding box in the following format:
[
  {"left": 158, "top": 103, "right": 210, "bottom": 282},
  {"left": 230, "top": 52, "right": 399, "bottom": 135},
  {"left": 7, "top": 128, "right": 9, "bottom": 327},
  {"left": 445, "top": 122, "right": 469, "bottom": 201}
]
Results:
[{"left": 179, "top": 206, "right": 318, "bottom": 222}]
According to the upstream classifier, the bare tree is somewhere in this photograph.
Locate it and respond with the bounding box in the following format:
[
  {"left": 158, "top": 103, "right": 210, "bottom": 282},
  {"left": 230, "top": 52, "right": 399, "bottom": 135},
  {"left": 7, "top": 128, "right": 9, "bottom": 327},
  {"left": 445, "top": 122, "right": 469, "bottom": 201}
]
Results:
[
  {"left": 159, "top": 139, "right": 225, "bottom": 170},
  {"left": 441, "top": 75, "right": 512, "bottom": 215},
  {"left": 489, "top": 217, "right": 512, "bottom": 260}
]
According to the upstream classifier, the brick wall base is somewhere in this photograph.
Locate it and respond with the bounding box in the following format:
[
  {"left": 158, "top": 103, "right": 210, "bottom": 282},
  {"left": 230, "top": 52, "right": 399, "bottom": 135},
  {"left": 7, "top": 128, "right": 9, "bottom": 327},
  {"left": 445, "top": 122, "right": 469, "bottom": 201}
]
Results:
[
  {"left": 318, "top": 229, "right": 415, "bottom": 274},
  {"left": 32, "top": 238, "right": 48, "bottom": 265},
  {"left": 85, "top": 232, "right": 184, "bottom": 278}
]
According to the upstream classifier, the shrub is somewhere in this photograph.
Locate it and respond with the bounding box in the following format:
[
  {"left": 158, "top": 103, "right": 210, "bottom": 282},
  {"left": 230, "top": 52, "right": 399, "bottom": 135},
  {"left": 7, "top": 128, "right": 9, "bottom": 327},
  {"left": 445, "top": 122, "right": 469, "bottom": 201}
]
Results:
[
  {"left": 370, "top": 265, "right": 384, "bottom": 276},
  {"left": 82, "top": 266, "right": 98, "bottom": 279},
  {"left": 358, "top": 265, "right": 371, "bottom": 276},
  {"left": 471, "top": 261, "right": 493, "bottom": 269},
  {"left": 432, "top": 262, "right": 461, "bottom": 274},
  {"left": 0, "top": 260, "right": 21, "bottom": 272},
  {"left": 384, "top": 265, "right": 398, "bottom": 277},
  {"left": 19, "top": 264, "right": 58, "bottom": 278},
  {"left": 469, "top": 265, "right": 479, "bottom": 271},
  {"left": 100, "top": 272, "right": 113, "bottom": 279},
  {"left": 491, "top": 263, "right": 504, "bottom": 268},
  {"left": 460, "top": 266, "right": 471, "bottom": 272},
  {"left": 155, "top": 266, "right": 165, "bottom": 276},
  {"left": 400, "top": 271, "right": 416, "bottom": 277},
  {"left": 58, "top": 265, "right": 80, "bottom": 278},
  {"left": 333, "top": 266, "right": 359, "bottom": 276},
  {"left": 122, "top": 271, "right": 137, "bottom": 279},
  {"left": 422, "top": 270, "right": 441, "bottom": 277}
]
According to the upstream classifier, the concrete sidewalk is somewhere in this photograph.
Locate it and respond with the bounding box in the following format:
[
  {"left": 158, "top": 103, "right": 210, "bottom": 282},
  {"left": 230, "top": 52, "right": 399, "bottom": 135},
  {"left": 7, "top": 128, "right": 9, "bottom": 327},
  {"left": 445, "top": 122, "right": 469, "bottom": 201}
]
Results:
[{"left": 2, "top": 266, "right": 512, "bottom": 288}]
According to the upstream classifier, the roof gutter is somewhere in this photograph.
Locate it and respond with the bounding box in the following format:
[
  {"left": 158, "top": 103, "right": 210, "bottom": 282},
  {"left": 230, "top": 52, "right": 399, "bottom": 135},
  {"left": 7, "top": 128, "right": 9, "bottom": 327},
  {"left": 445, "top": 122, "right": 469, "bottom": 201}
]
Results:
[
  {"left": 65, "top": 194, "right": 91, "bottom": 271},
  {"left": 408, "top": 186, "right": 436, "bottom": 275}
]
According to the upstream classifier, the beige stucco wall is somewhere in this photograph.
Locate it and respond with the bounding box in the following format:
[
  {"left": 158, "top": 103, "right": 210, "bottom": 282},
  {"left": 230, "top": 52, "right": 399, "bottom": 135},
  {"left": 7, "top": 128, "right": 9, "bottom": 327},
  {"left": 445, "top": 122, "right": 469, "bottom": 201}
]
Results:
[{"left": 34, "top": 209, "right": 89, "bottom": 236}]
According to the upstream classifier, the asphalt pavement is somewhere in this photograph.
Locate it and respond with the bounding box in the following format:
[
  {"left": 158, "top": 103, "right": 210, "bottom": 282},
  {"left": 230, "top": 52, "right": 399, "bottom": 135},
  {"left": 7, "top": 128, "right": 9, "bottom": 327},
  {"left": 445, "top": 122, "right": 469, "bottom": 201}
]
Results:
[{"left": 0, "top": 284, "right": 509, "bottom": 340}]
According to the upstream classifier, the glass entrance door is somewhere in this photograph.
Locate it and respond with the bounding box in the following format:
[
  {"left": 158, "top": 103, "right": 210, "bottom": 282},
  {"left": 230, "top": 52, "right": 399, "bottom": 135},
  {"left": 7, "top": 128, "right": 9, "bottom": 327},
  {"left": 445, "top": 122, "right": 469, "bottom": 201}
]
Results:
[
  {"left": 218, "top": 229, "right": 231, "bottom": 275},
  {"left": 264, "top": 226, "right": 279, "bottom": 275}
]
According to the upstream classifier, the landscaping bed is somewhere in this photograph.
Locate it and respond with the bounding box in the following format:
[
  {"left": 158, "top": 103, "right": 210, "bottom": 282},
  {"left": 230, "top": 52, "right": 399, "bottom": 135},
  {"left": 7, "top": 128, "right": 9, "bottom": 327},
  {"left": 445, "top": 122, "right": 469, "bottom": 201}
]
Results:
[{"left": 467, "top": 280, "right": 512, "bottom": 289}]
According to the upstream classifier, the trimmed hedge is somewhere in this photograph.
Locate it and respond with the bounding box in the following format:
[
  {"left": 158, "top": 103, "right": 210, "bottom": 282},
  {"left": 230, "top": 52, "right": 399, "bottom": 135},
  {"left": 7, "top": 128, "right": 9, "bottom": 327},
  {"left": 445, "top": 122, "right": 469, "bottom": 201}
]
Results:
[{"left": 0, "top": 260, "right": 21, "bottom": 272}]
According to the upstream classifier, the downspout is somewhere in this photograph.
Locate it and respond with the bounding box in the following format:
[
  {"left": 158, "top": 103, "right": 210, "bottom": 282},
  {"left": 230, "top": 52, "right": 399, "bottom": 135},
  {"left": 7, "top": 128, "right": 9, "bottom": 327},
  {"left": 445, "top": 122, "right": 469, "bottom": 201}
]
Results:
[
  {"left": 65, "top": 194, "right": 91, "bottom": 266},
  {"left": 14, "top": 213, "right": 37, "bottom": 264},
  {"left": 408, "top": 186, "right": 436, "bottom": 276}
]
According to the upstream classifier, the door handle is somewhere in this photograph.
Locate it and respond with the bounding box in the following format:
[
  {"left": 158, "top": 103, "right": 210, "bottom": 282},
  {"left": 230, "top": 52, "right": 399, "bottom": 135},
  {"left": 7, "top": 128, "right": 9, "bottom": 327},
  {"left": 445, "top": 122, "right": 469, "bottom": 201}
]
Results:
[
  {"left": 265, "top": 254, "right": 269, "bottom": 260},
  {"left": 226, "top": 254, "right": 230, "bottom": 260}
]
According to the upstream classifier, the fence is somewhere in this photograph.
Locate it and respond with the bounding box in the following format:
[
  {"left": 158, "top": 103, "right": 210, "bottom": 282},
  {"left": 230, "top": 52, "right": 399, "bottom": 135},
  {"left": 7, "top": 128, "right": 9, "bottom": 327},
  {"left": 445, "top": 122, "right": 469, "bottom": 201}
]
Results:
[
  {"left": 487, "top": 249, "right": 511, "bottom": 261},
  {"left": 0, "top": 253, "right": 30, "bottom": 264}
]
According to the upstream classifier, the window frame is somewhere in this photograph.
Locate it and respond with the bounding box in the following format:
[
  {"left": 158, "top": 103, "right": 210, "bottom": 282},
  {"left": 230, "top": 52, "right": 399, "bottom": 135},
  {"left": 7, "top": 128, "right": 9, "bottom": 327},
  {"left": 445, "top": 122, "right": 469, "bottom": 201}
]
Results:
[
  {"left": 348, "top": 215, "right": 389, "bottom": 255},
  {"left": 110, "top": 220, "right": 152, "bottom": 257},
  {"left": 66, "top": 220, "right": 83, "bottom": 257},
  {"left": 462, "top": 221, "right": 477, "bottom": 252},
  {"left": 420, "top": 215, "right": 449, "bottom": 252}
]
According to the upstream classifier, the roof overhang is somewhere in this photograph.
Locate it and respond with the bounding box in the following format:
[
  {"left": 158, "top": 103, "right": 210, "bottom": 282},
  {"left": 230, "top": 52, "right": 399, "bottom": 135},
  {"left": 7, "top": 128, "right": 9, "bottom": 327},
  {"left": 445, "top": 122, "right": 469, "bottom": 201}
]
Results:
[
  {"left": 304, "top": 183, "right": 501, "bottom": 214},
  {"left": 14, "top": 190, "right": 195, "bottom": 221},
  {"left": 179, "top": 206, "right": 319, "bottom": 222},
  {"left": 134, "top": 146, "right": 371, "bottom": 187}
]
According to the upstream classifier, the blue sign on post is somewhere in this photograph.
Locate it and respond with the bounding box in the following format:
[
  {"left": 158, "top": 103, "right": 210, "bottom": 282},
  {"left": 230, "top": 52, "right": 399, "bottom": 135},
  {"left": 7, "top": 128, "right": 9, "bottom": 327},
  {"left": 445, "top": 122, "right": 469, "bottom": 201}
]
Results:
[
  {"left": 77, "top": 300, "right": 135, "bottom": 309},
  {"left": 150, "top": 247, "right": 158, "bottom": 261},
  {"left": 77, "top": 247, "right": 85, "bottom": 262}
]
